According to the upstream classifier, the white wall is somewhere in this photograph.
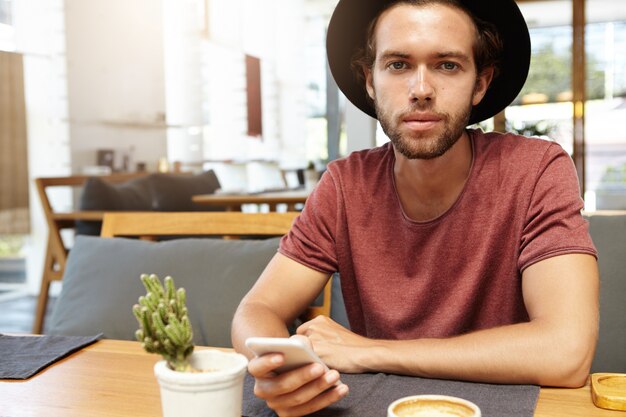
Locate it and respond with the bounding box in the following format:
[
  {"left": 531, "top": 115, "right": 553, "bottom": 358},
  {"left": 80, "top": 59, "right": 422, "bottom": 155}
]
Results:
[{"left": 64, "top": 0, "right": 168, "bottom": 173}]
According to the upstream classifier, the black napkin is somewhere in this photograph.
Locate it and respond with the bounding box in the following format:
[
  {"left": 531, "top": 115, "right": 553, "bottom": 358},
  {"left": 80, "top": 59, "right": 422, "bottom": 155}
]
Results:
[
  {"left": 243, "top": 372, "right": 539, "bottom": 417},
  {"left": 0, "top": 333, "right": 102, "bottom": 380}
]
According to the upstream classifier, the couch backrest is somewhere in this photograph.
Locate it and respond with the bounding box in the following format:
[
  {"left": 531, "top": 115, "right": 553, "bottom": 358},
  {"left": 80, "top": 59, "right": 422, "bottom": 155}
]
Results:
[
  {"left": 585, "top": 211, "right": 626, "bottom": 373},
  {"left": 47, "top": 234, "right": 282, "bottom": 347}
]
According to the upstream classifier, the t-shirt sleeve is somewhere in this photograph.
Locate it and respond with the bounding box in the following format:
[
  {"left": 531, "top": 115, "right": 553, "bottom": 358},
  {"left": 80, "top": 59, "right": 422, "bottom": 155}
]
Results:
[
  {"left": 279, "top": 169, "right": 339, "bottom": 274},
  {"left": 518, "top": 143, "right": 597, "bottom": 271}
]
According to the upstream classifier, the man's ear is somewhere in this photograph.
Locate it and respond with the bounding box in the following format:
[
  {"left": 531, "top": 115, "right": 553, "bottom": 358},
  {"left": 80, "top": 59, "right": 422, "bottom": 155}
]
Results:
[
  {"left": 472, "top": 66, "right": 495, "bottom": 106},
  {"left": 365, "top": 67, "right": 375, "bottom": 100}
]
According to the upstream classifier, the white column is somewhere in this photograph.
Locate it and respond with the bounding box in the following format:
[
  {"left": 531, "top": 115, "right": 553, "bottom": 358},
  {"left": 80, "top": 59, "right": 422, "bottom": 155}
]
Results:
[
  {"left": 274, "top": 0, "right": 308, "bottom": 164},
  {"left": 13, "top": 0, "right": 70, "bottom": 293},
  {"left": 163, "top": 0, "right": 205, "bottom": 165}
]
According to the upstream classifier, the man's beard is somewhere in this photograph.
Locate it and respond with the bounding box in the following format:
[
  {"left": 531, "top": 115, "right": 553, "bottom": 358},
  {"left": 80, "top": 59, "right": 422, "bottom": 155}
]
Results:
[{"left": 375, "top": 100, "right": 472, "bottom": 160}]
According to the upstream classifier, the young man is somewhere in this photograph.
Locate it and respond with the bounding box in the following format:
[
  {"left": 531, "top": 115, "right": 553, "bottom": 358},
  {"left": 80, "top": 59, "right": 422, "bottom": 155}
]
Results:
[{"left": 232, "top": 1, "right": 599, "bottom": 416}]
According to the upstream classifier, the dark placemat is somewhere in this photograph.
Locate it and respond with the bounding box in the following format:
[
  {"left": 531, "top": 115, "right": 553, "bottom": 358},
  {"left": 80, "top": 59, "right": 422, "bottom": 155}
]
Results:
[
  {"left": 243, "top": 372, "right": 539, "bottom": 417},
  {"left": 0, "top": 333, "right": 102, "bottom": 379}
]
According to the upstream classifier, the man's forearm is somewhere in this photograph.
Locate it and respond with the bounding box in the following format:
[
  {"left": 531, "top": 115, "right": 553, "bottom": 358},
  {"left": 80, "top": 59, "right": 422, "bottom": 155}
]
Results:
[
  {"left": 231, "top": 252, "right": 333, "bottom": 358},
  {"left": 360, "top": 320, "right": 595, "bottom": 388},
  {"left": 231, "top": 300, "right": 292, "bottom": 358}
]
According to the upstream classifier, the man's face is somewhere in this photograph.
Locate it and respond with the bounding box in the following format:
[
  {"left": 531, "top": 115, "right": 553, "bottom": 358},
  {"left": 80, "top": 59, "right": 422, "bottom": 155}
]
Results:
[{"left": 365, "top": 3, "right": 492, "bottom": 160}]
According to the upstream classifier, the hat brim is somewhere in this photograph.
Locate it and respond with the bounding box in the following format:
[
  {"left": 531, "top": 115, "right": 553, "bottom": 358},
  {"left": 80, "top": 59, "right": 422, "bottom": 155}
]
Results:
[{"left": 326, "top": 0, "right": 531, "bottom": 125}]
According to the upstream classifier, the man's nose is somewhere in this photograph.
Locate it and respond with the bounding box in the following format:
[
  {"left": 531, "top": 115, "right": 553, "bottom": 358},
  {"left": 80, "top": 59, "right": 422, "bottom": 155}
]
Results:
[{"left": 409, "top": 67, "right": 434, "bottom": 102}]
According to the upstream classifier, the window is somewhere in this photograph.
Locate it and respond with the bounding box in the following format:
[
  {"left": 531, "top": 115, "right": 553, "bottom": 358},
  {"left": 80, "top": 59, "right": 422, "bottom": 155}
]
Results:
[
  {"left": 0, "top": 0, "right": 14, "bottom": 52},
  {"left": 304, "top": 14, "right": 331, "bottom": 162},
  {"left": 0, "top": 0, "right": 11, "bottom": 25},
  {"left": 506, "top": 18, "right": 574, "bottom": 155},
  {"left": 585, "top": 15, "right": 626, "bottom": 209},
  {"left": 509, "top": 0, "right": 626, "bottom": 210}
]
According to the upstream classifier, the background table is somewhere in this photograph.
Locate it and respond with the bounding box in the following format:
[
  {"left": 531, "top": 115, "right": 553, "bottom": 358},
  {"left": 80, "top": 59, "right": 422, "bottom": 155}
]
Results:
[
  {"left": 192, "top": 189, "right": 310, "bottom": 212},
  {"left": 1, "top": 339, "right": 622, "bottom": 416}
]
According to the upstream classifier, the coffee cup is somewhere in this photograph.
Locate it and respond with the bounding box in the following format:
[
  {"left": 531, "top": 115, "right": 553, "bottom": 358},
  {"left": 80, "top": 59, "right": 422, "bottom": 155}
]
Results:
[{"left": 387, "top": 395, "right": 481, "bottom": 417}]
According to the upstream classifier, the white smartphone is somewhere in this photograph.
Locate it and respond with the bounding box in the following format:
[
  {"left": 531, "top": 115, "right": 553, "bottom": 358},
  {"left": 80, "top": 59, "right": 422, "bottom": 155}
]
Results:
[{"left": 245, "top": 337, "right": 329, "bottom": 374}]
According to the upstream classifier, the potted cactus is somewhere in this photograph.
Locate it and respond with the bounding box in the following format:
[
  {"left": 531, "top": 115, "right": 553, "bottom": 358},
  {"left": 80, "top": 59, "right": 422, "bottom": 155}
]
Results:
[{"left": 133, "top": 274, "right": 248, "bottom": 417}]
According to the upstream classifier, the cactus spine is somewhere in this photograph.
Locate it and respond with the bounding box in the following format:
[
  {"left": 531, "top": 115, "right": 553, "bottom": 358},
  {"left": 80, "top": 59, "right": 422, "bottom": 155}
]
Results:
[{"left": 133, "top": 274, "right": 194, "bottom": 372}]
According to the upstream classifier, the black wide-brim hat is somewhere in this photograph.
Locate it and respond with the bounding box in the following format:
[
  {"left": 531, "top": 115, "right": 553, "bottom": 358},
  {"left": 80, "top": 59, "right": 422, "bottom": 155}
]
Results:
[{"left": 326, "top": 0, "right": 531, "bottom": 125}]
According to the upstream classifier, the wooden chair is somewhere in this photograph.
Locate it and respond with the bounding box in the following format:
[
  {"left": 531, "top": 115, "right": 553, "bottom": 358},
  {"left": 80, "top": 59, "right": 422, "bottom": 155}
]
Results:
[
  {"left": 100, "top": 211, "right": 333, "bottom": 323},
  {"left": 33, "top": 173, "right": 147, "bottom": 333}
]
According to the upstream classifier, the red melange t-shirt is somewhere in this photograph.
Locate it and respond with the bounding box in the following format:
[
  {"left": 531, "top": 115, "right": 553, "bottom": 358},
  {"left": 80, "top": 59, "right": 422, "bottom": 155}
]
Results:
[{"left": 279, "top": 129, "right": 597, "bottom": 340}]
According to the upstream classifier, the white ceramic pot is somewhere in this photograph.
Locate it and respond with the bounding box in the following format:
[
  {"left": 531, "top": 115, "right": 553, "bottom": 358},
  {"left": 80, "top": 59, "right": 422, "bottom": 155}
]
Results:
[{"left": 154, "top": 349, "right": 248, "bottom": 417}]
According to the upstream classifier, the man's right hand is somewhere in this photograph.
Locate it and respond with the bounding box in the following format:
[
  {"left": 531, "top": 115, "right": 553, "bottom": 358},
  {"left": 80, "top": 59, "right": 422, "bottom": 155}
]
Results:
[{"left": 247, "top": 350, "right": 349, "bottom": 417}]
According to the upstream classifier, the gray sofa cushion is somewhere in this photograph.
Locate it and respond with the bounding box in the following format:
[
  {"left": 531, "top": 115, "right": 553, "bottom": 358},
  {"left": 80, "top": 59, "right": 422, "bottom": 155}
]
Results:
[
  {"left": 331, "top": 273, "right": 349, "bottom": 329},
  {"left": 47, "top": 235, "right": 280, "bottom": 347},
  {"left": 75, "top": 171, "right": 222, "bottom": 235},
  {"left": 147, "top": 171, "right": 221, "bottom": 211},
  {"left": 586, "top": 213, "right": 626, "bottom": 373},
  {"left": 76, "top": 176, "right": 153, "bottom": 235},
  {"left": 79, "top": 176, "right": 153, "bottom": 212}
]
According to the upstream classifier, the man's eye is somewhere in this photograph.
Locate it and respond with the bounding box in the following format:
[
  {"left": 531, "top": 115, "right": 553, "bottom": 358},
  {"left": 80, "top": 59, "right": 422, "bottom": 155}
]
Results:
[
  {"left": 441, "top": 62, "right": 459, "bottom": 71},
  {"left": 389, "top": 62, "right": 406, "bottom": 70}
]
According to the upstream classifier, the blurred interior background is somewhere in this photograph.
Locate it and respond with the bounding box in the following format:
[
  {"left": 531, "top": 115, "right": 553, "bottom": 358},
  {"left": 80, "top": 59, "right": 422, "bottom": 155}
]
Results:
[{"left": 0, "top": 0, "right": 624, "bottom": 311}]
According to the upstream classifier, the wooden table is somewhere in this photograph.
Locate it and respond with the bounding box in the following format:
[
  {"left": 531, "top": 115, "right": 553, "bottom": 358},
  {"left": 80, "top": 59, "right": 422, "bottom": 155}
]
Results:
[
  {"left": 192, "top": 189, "right": 310, "bottom": 212},
  {"left": 1, "top": 339, "right": 622, "bottom": 416}
]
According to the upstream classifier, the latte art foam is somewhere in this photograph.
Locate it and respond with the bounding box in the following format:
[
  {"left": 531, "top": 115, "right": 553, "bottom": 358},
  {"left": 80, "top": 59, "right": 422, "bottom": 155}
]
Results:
[{"left": 389, "top": 396, "right": 480, "bottom": 417}]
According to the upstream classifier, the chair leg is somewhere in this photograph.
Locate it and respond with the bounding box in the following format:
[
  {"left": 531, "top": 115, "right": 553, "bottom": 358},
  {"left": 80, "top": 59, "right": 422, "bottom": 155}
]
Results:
[
  {"left": 33, "top": 279, "right": 50, "bottom": 334},
  {"left": 32, "top": 240, "right": 55, "bottom": 334}
]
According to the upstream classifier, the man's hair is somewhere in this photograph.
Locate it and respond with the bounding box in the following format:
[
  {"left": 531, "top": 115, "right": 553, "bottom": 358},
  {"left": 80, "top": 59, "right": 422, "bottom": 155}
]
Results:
[{"left": 351, "top": 0, "right": 504, "bottom": 86}]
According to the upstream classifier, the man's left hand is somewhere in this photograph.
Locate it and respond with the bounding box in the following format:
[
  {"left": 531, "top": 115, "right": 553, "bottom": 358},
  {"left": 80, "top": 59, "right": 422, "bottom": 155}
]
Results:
[{"left": 296, "top": 316, "right": 375, "bottom": 373}]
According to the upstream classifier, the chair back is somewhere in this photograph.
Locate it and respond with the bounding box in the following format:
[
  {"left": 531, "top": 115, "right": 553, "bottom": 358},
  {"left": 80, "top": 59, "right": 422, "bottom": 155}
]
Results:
[{"left": 33, "top": 173, "right": 147, "bottom": 333}]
